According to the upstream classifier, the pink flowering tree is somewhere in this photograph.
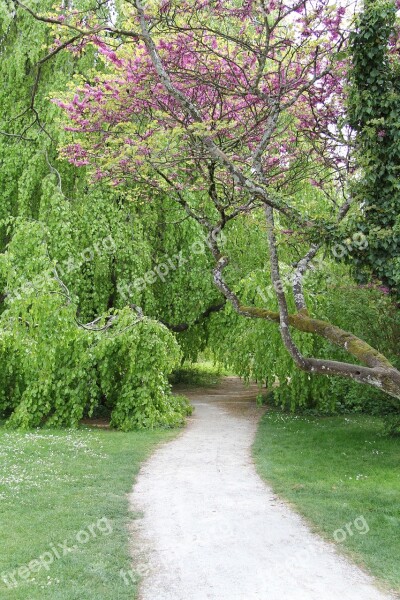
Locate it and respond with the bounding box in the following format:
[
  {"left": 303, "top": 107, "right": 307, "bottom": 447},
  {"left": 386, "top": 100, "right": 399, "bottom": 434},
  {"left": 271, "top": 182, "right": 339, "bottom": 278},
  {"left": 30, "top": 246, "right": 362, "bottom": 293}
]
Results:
[
  {"left": 54, "top": 0, "right": 350, "bottom": 193},
  {"left": 15, "top": 0, "right": 400, "bottom": 400}
]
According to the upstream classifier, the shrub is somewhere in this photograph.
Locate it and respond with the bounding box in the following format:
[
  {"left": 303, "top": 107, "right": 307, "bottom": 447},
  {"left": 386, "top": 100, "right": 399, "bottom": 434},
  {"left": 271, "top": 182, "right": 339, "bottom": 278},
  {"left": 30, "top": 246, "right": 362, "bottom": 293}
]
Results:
[{"left": 0, "top": 221, "right": 190, "bottom": 430}]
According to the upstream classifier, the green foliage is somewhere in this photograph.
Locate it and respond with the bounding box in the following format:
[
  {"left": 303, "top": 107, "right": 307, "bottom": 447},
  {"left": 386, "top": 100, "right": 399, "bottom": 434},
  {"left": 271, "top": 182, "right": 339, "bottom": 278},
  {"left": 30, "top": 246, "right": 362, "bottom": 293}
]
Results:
[
  {"left": 95, "top": 315, "right": 191, "bottom": 430},
  {"left": 383, "top": 413, "right": 400, "bottom": 436},
  {"left": 0, "top": 0, "right": 399, "bottom": 429},
  {"left": 347, "top": 0, "right": 400, "bottom": 295},
  {"left": 209, "top": 256, "right": 399, "bottom": 414},
  {"left": 0, "top": 221, "right": 190, "bottom": 430},
  {"left": 170, "top": 361, "right": 229, "bottom": 387},
  {"left": 0, "top": 3, "right": 215, "bottom": 429}
]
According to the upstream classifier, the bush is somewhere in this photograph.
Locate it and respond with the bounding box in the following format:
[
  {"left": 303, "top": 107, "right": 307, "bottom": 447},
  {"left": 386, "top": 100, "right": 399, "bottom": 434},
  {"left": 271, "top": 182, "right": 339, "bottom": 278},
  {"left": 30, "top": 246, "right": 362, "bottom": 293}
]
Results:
[
  {"left": 383, "top": 414, "right": 400, "bottom": 437},
  {"left": 0, "top": 221, "right": 190, "bottom": 430}
]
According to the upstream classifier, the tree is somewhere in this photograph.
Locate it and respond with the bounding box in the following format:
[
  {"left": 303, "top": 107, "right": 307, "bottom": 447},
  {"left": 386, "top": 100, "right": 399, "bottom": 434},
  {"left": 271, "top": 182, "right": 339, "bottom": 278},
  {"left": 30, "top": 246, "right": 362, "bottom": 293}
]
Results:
[
  {"left": 0, "top": 0, "right": 197, "bottom": 428},
  {"left": 348, "top": 0, "right": 400, "bottom": 297},
  {"left": 3, "top": 0, "right": 400, "bottom": 404}
]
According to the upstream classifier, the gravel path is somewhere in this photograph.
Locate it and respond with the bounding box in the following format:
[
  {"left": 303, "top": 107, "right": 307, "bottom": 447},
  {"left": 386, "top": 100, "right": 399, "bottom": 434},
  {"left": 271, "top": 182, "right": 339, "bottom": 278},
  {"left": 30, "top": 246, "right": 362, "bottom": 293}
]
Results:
[{"left": 129, "top": 377, "right": 395, "bottom": 600}]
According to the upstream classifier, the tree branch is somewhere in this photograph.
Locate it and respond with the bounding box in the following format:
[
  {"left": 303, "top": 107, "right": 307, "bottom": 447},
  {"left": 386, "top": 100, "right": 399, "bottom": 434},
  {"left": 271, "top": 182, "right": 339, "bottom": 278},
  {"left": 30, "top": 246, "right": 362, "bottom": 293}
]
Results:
[
  {"left": 212, "top": 241, "right": 400, "bottom": 400},
  {"left": 134, "top": 0, "right": 309, "bottom": 226},
  {"left": 292, "top": 243, "right": 320, "bottom": 312}
]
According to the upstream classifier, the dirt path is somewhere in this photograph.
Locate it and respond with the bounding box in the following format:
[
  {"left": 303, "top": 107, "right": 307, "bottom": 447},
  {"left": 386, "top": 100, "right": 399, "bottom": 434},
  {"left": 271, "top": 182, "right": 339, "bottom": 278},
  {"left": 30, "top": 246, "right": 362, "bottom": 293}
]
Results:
[{"left": 129, "top": 377, "right": 395, "bottom": 600}]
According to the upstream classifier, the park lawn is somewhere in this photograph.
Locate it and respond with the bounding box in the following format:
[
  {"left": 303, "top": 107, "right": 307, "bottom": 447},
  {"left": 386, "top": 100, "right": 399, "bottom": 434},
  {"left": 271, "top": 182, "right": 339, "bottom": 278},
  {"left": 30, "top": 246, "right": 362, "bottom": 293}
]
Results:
[
  {"left": 253, "top": 411, "right": 400, "bottom": 594},
  {"left": 0, "top": 424, "right": 177, "bottom": 600}
]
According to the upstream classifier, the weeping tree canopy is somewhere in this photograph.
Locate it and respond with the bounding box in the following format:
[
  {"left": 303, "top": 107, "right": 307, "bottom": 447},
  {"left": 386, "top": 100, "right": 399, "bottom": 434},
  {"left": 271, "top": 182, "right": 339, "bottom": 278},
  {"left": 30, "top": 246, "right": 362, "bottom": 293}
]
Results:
[{"left": 0, "top": 0, "right": 399, "bottom": 429}]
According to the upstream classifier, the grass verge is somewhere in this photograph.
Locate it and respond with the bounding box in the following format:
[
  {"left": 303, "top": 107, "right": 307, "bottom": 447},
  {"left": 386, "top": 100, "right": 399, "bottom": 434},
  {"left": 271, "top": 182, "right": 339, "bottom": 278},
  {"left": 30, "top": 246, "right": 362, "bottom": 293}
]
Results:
[
  {"left": 253, "top": 411, "right": 400, "bottom": 594},
  {"left": 0, "top": 425, "right": 177, "bottom": 599}
]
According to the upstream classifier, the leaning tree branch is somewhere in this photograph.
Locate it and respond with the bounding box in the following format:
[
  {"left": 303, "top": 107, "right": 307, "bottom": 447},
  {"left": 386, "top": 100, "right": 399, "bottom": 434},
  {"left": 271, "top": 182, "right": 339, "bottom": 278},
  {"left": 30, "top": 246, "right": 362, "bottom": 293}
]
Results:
[
  {"left": 292, "top": 243, "right": 320, "bottom": 312},
  {"left": 265, "top": 205, "right": 309, "bottom": 368},
  {"left": 211, "top": 249, "right": 400, "bottom": 400}
]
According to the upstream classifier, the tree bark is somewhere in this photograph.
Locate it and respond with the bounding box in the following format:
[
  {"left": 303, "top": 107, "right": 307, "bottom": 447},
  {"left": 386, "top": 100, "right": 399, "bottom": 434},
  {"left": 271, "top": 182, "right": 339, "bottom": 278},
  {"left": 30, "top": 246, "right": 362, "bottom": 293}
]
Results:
[
  {"left": 135, "top": 0, "right": 400, "bottom": 403},
  {"left": 212, "top": 255, "right": 400, "bottom": 401}
]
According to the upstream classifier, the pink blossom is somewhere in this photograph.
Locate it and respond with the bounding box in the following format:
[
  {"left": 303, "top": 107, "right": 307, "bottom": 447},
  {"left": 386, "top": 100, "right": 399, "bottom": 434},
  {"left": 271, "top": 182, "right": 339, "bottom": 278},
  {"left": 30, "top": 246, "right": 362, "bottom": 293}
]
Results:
[{"left": 53, "top": 0, "right": 350, "bottom": 195}]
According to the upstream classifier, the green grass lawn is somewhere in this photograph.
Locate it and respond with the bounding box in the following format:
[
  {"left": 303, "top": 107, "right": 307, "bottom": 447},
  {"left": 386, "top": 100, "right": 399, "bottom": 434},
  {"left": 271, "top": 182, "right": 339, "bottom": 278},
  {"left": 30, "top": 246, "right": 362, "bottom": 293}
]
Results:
[
  {"left": 253, "top": 411, "right": 400, "bottom": 594},
  {"left": 0, "top": 424, "right": 177, "bottom": 599}
]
